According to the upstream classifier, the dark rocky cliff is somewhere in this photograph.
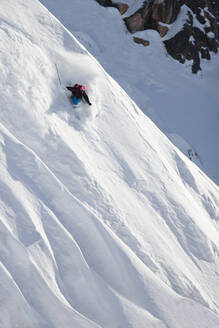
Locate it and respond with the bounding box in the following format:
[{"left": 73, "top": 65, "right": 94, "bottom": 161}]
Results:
[{"left": 95, "top": 0, "right": 219, "bottom": 73}]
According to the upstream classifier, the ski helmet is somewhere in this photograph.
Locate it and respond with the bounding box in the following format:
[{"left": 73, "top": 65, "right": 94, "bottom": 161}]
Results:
[{"left": 81, "top": 85, "right": 86, "bottom": 91}]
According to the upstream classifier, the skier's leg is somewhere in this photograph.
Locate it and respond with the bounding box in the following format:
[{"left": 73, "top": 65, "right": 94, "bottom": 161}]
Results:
[{"left": 72, "top": 97, "right": 79, "bottom": 105}]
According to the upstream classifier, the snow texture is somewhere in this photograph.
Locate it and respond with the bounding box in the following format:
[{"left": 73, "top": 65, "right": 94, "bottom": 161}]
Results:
[{"left": 0, "top": 0, "right": 219, "bottom": 328}]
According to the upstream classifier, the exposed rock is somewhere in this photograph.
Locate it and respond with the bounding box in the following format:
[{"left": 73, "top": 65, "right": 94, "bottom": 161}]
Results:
[
  {"left": 114, "top": 2, "right": 129, "bottom": 15},
  {"left": 133, "top": 37, "right": 150, "bottom": 46},
  {"left": 95, "top": 0, "right": 128, "bottom": 15},
  {"left": 164, "top": 2, "right": 219, "bottom": 73},
  {"left": 124, "top": 1, "right": 156, "bottom": 33},
  {"left": 125, "top": 13, "right": 145, "bottom": 32},
  {"left": 124, "top": 0, "right": 180, "bottom": 33},
  {"left": 151, "top": 0, "right": 181, "bottom": 24},
  {"left": 157, "top": 25, "right": 169, "bottom": 37},
  {"left": 200, "top": 47, "right": 211, "bottom": 60},
  {"left": 95, "top": 0, "right": 113, "bottom": 6}
]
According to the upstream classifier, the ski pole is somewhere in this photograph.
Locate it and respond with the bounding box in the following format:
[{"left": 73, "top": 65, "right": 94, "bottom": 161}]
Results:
[{"left": 55, "top": 63, "right": 62, "bottom": 86}]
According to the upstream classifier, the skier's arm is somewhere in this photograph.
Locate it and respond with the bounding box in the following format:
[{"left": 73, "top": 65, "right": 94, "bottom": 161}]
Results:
[
  {"left": 66, "top": 86, "right": 74, "bottom": 91},
  {"left": 83, "top": 92, "right": 92, "bottom": 105}
]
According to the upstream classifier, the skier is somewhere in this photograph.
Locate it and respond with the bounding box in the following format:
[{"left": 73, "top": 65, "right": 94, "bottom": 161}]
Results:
[{"left": 66, "top": 84, "right": 92, "bottom": 106}]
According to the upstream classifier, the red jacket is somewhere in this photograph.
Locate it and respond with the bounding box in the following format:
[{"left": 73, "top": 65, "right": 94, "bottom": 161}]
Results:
[{"left": 66, "top": 86, "right": 92, "bottom": 105}]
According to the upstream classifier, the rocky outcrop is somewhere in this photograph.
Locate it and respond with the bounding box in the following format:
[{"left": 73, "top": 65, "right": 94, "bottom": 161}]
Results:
[
  {"left": 164, "top": 0, "right": 219, "bottom": 72},
  {"left": 115, "top": 2, "right": 129, "bottom": 15},
  {"left": 95, "top": 0, "right": 113, "bottom": 6},
  {"left": 157, "top": 24, "right": 169, "bottom": 37},
  {"left": 133, "top": 37, "right": 150, "bottom": 46},
  {"left": 95, "top": 0, "right": 128, "bottom": 15},
  {"left": 124, "top": 0, "right": 181, "bottom": 32},
  {"left": 95, "top": 0, "right": 219, "bottom": 73},
  {"left": 152, "top": 0, "right": 180, "bottom": 24}
]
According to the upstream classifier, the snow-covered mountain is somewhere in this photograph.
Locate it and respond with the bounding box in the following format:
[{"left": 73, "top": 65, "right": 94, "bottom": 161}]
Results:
[
  {"left": 40, "top": 0, "right": 219, "bottom": 187},
  {"left": 0, "top": 0, "right": 219, "bottom": 328}
]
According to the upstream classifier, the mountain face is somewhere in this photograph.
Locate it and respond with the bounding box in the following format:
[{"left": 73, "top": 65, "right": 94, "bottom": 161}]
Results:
[
  {"left": 96, "top": 0, "right": 219, "bottom": 73},
  {"left": 1, "top": 0, "right": 219, "bottom": 328}
]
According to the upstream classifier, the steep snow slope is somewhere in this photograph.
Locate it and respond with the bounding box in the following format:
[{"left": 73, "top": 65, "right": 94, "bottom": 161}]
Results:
[
  {"left": 39, "top": 0, "right": 219, "bottom": 185},
  {"left": 0, "top": 0, "right": 219, "bottom": 327}
]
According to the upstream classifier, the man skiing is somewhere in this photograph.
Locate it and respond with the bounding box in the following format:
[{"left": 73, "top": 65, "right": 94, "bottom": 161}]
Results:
[{"left": 66, "top": 84, "right": 92, "bottom": 106}]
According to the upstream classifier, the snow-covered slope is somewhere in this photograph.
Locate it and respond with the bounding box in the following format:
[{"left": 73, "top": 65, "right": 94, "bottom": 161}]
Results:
[
  {"left": 39, "top": 0, "right": 219, "bottom": 185},
  {"left": 0, "top": 0, "right": 219, "bottom": 327}
]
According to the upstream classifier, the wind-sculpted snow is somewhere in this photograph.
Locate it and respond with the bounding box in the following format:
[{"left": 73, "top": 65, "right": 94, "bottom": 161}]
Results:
[
  {"left": 0, "top": 0, "right": 219, "bottom": 327},
  {"left": 1, "top": 122, "right": 219, "bottom": 327}
]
